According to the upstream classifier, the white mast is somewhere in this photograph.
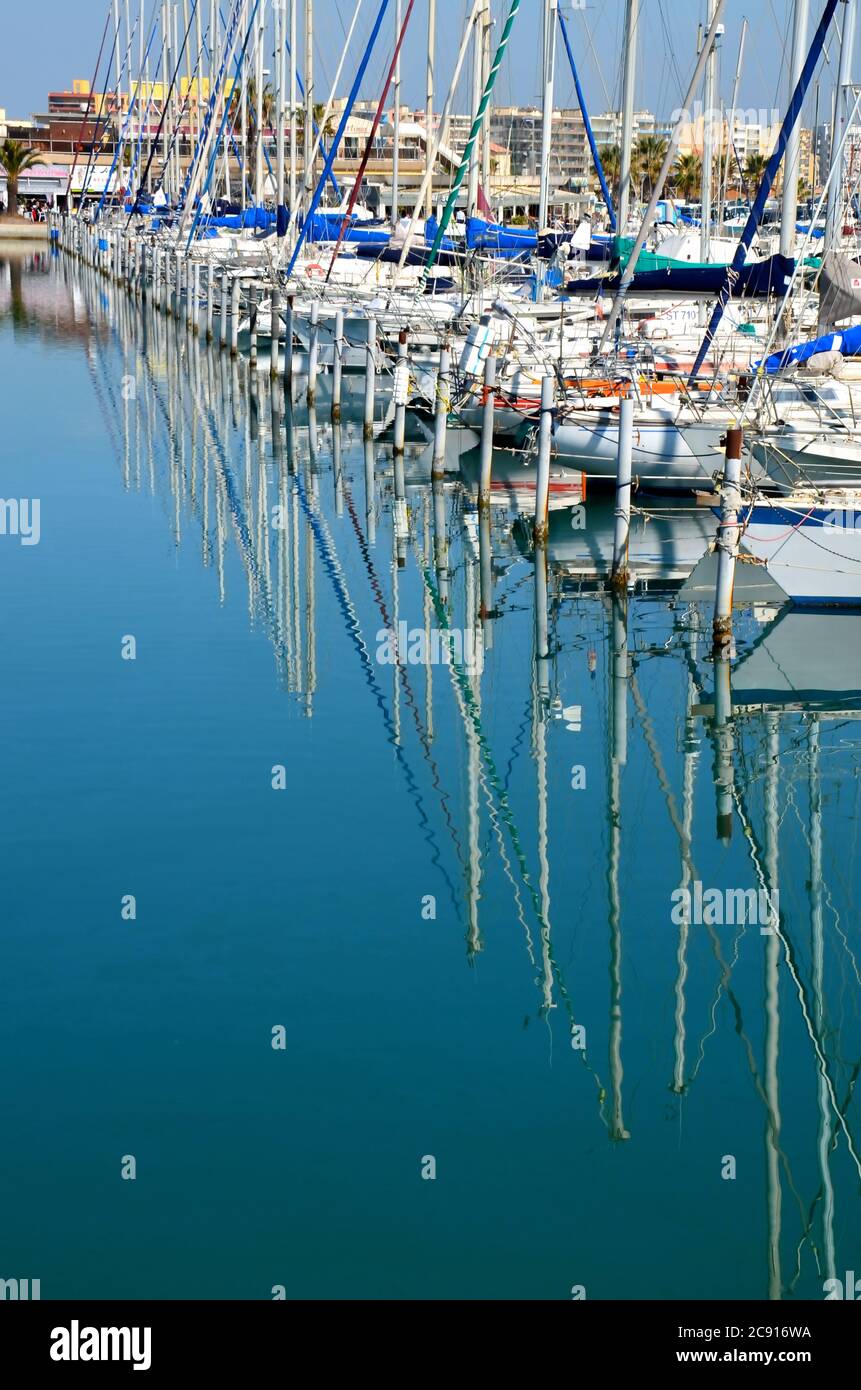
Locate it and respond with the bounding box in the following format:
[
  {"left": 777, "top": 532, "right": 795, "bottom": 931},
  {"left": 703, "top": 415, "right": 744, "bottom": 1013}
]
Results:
[
  {"left": 125, "top": 0, "right": 132, "bottom": 115},
  {"left": 700, "top": 0, "right": 719, "bottom": 261},
  {"left": 114, "top": 0, "right": 122, "bottom": 192},
  {"left": 481, "top": 0, "right": 492, "bottom": 198},
  {"left": 161, "top": 1, "right": 170, "bottom": 199},
  {"left": 275, "top": 0, "right": 285, "bottom": 208},
  {"left": 304, "top": 0, "right": 314, "bottom": 204},
  {"left": 254, "top": 0, "right": 265, "bottom": 207},
  {"left": 173, "top": 4, "right": 181, "bottom": 200},
  {"left": 425, "top": 0, "right": 435, "bottom": 217},
  {"left": 826, "top": 0, "right": 856, "bottom": 249},
  {"left": 719, "top": 16, "right": 747, "bottom": 232},
  {"left": 618, "top": 0, "right": 639, "bottom": 234},
  {"left": 467, "top": 3, "right": 482, "bottom": 217},
  {"left": 289, "top": 0, "right": 297, "bottom": 214},
  {"left": 195, "top": 0, "right": 204, "bottom": 149},
  {"left": 240, "top": 0, "right": 248, "bottom": 211},
  {"left": 538, "top": 0, "right": 557, "bottom": 231},
  {"left": 392, "top": 0, "right": 402, "bottom": 220},
  {"left": 781, "top": 0, "right": 810, "bottom": 258}
]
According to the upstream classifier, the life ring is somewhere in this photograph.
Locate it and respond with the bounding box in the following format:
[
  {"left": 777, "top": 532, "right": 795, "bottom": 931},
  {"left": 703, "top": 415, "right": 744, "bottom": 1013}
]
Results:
[{"left": 306, "top": 263, "right": 326, "bottom": 278}]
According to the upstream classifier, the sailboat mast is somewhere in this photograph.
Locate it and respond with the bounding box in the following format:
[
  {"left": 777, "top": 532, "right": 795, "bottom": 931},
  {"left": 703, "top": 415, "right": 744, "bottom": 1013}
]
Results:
[
  {"left": 304, "top": 0, "right": 314, "bottom": 203},
  {"left": 392, "top": 0, "right": 402, "bottom": 219},
  {"left": 825, "top": 0, "right": 856, "bottom": 249},
  {"left": 425, "top": 0, "right": 435, "bottom": 217},
  {"left": 114, "top": 0, "right": 122, "bottom": 170},
  {"left": 719, "top": 16, "right": 747, "bottom": 232},
  {"left": 161, "top": 0, "right": 170, "bottom": 198},
  {"left": 781, "top": 0, "right": 810, "bottom": 259},
  {"left": 276, "top": 0, "right": 285, "bottom": 209},
  {"left": 254, "top": 0, "right": 265, "bottom": 207},
  {"left": 290, "top": 0, "right": 297, "bottom": 214},
  {"left": 467, "top": 3, "right": 482, "bottom": 216},
  {"left": 700, "top": 0, "right": 719, "bottom": 262},
  {"left": 618, "top": 0, "right": 639, "bottom": 233},
  {"left": 481, "top": 0, "right": 492, "bottom": 199},
  {"left": 538, "top": 0, "right": 557, "bottom": 231}
]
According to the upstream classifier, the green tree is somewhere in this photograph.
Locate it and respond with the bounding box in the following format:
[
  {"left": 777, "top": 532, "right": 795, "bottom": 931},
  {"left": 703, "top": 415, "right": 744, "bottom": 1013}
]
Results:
[
  {"left": 743, "top": 152, "right": 768, "bottom": 200},
  {"left": 635, "top": 135, "right": 669, "bottom": 199},
  {"left": 672, "top": 152, "right": 702, "bottom": 201},
  {"left": 0, "top": 139, "right": 42, "bottom": 218},
  {"left": 598, "top": 142, "right": 621, "bottom": 197}
]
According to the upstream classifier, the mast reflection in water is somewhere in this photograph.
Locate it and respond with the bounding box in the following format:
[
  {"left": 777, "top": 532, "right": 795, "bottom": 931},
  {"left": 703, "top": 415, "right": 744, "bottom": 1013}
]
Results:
[{"left": 0, "top": 248, "right": 859, "bottom": 1301}]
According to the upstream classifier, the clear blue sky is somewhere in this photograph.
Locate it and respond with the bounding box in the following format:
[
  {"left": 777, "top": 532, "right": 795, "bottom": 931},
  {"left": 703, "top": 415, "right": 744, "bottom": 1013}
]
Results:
[{"left": 0, "top": 1, "right": 845, "bottom": 126}]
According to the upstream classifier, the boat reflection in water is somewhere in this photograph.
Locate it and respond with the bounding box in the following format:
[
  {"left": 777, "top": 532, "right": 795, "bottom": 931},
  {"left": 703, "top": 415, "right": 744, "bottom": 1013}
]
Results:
[{"left": 4, "top": 250, "right": 861, "bottom": 1301}]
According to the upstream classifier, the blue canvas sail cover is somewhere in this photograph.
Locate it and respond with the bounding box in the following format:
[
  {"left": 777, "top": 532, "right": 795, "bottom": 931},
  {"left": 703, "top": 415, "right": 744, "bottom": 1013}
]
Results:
[
  {"left": 424, "top": 216, "right": 457, "bottom": 252},
  {"left": 565, "top": 253, "right": 795, "bottom": 299},
  {"left": 466, "top": 216, "right": 537, "bottom": 254},
  {"left": 199, "top": 207, "right": 276, "bottom": 230},
  {"left": 757, "top": 322, "right": 861, "bottom": 374},
  {"left": 302, "top": 211, "right": 389, "bottom": 244}
]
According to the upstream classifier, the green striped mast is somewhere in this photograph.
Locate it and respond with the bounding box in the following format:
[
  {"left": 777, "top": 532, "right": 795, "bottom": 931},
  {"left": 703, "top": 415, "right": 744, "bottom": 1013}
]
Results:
[{"left": 422, "top": 0, "right": 522, "bottom": 282}]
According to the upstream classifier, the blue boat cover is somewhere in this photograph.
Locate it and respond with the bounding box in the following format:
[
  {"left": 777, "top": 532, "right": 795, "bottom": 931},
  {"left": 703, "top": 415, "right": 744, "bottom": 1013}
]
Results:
[
  {"left": 757, "top": 322, "right": 861, "bottom": 373},
  {"left": 565, "top": 253, "right": 795, "bottom": 299}
]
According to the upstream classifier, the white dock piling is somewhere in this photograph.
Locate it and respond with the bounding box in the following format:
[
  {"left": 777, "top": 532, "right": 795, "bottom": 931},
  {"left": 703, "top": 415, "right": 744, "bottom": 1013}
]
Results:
[
  {"left": 220, "top": 269, "right": 229, "bottom": 348},
  {"left": 206, "top": 265, "right": 214, "bottom": 341},
  {"left": 611, "top": 394, "right": 635, "bottom": 590},
  {"left": 479, "top": 509, "right": 494, "bottom": 644},
  {"left": 364, "top": 438, "right": 377, "bottom": 545},
  {"left": 230, "top": 276, "right": 241, "bottom": 356},
  {"left": 533, "top": 375, "right": 554, "bottom": 546},
  {"left": 249, "top": 287, "right": 259, "bottom": 370},
  {"left": 332, "top": 308, "right": 344, "bottom": 422},
  {"left": 307, "top": 300, "right": 319, "bottom": 406},
  {"left": 270, "top": 288, "right": 281, "bottom": 378},
  {"left": 713, "top": 652, "right": 735, "bottom": 843},
  {"left": 363, "top": 314, "right": 376, "bottom": 440},
  {"left": 432, "top": 341, "right": 450, "bottom": 478},
  {"left": 191, "top": 261, "right": 200, "bottom": 333},
  {"left": 433, "top": 470, "right": 449, "bottom": 605},
  {"left": 393, "top": 329, "right": 409, "bottom": 457},
  {"left": 478, "top": 353, "right": 497, "bottom": 512},
  {"left": 173, "top": 251, "right": 182, "bottom": 319},
  {"left": 712, "top": 425, "right": 745, "bottom": 658},
  {"left": 284, "top": 294, "right": 294, "bottom": 391}
]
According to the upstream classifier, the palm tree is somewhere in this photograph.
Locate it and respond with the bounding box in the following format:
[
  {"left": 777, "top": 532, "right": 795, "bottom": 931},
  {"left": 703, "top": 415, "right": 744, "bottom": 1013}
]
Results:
[
  {"left": 635, "top": 135, "right": 668, "bottom": 199},
  {"left": 0, "top": 139, "right": 42, "bottom": 218},
  {"left": 743, "top": 152, "right": 768, "bottom": 200},
  {"left": 673, "top": 152, "right": 702, "bottom": 201},
  {"left": 598, "top": 143, "right": 621, "bottom": 198},
  {"left": 306, "top": 102, "right": 334, "bottom": 143},
  {"left": 229, "top": 77, "right": 275, "bottom": 147}
]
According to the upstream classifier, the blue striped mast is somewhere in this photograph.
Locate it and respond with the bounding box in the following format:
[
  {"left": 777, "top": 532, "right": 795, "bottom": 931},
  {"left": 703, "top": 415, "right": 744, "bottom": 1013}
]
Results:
[
  {"left": 688, "top": 0, "right": 840, "bottom": 385},
  {"left": 556, "top": 2, "right": 616, "bottom": 232},
  {"left": 423, "top": 0, "right": 523, "bottom": 281},
  {"left": 285, "top": 0, "right": 391, "bottom": 279},
  {"left": 184, "top": 0, "right": 262, "bottom": 247}
]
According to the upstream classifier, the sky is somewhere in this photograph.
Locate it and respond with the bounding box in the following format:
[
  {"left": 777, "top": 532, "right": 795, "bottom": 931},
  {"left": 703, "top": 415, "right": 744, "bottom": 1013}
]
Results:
[{"left": 0, "top": 1, "right": 846, "bottom": 128}]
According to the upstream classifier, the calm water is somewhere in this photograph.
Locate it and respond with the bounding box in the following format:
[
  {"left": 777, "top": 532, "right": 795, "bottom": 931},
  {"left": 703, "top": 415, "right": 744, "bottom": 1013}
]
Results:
[{"left": 1, "top": 246, "right": 860, "bottom": 1300}]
